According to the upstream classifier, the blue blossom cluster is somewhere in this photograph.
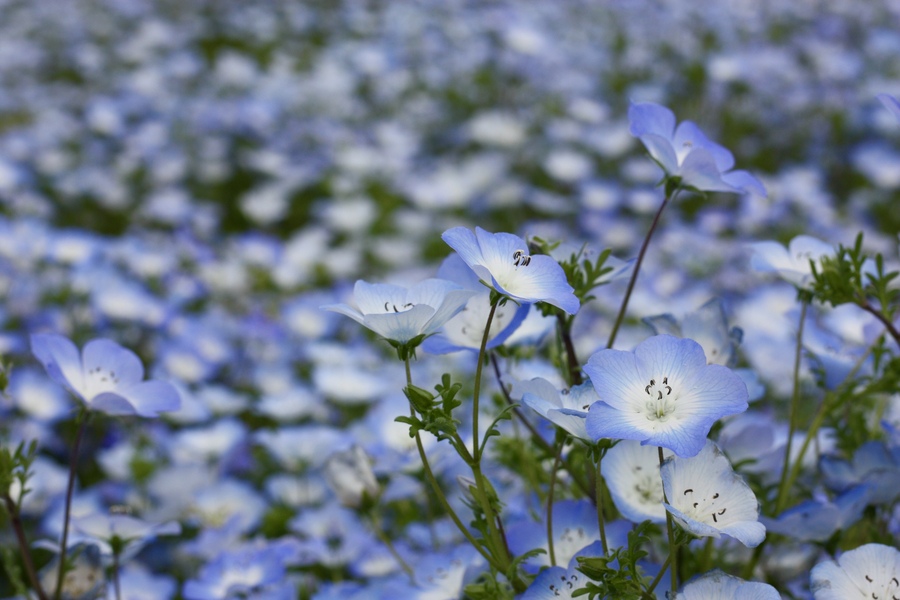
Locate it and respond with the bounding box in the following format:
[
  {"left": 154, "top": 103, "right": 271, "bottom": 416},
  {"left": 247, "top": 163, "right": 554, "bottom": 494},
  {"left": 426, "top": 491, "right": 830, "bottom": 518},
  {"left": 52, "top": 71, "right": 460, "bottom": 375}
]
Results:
[{"left": 0, "top": 1, "right": 899, "bottom": 599}]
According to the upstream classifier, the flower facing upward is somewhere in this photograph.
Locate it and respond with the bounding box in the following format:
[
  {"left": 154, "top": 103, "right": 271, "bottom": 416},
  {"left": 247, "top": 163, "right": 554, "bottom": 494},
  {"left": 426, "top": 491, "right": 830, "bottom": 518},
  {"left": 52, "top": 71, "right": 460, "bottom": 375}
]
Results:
[
  {"left": 628, "top": 101, "right": 766, "bottom": 197},
  {"left": 321, "top": 278, "right": 475, "bottom": 345},
  {"left": 441, "top": 226, "right": 579, "bottom": 315},
  {"left": 810, "top": 543, "right": 900, "bottom": 600},
  {"left": 30, "top": 334, "right": 181, "bottom": 417},
  {"left": 584, "top": 335, "right": 748, "bottom": 458},
  {"left": 661, "top": 440, "right": 765, "bottom": 548}
]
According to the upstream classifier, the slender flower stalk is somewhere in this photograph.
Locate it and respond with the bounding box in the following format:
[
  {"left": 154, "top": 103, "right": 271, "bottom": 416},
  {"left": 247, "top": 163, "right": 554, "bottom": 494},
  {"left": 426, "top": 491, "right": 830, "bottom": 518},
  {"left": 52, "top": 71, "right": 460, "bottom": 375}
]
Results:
[
  {"left": 2, "top": 493, "right": 48, "bottom": 600},
  {"left": 774, "top": 301, "right": 808, "bottom": 514},
  {"left": 659, "top": 446, "right": 679, "bottom": 595},
  {"left": 55, "top": 408, "right": 91, "bottom": 600},
  {"left": 594, "top": 451, "right": 609, "bottom": 555},
  {"left": 546, "top": 438, "right": 565, "bottom": 566},
  {"left": 607, "top": 189, "right": 678, "bottom": 349}
]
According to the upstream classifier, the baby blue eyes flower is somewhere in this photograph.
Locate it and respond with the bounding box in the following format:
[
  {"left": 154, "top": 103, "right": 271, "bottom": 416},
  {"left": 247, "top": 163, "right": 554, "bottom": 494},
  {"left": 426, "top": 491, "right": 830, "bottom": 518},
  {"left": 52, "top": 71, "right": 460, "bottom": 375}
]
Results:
[
  {"left": 30, "top": 334, "right": 181, "bottom": 417},
  {"left": 628, "top": 101, "right": 766, "bottom": 197},
  {"left": 322, "top": 278, "right": 474, "bottom": 346},
  {"left": 678, "top": 570, "right": 781, "bottom": 599},
  {"left": 584, "top": 335, "right": 749, "bottom": 458},
  {"left": 441, "top": 226, "right": 580, "bottom": 315},
  {"left": 810, "top": 543, "right": 900, "bottom": 600}
]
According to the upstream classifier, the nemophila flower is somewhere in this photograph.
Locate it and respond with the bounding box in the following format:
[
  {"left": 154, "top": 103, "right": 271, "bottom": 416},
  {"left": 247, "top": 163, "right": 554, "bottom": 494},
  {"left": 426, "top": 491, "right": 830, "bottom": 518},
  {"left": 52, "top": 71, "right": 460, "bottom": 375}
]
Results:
[
  {"left": 70, "top": 512, "right": 181, "bottom": 562},
  {"left": 810, "top": 543, "right": 900, "bottom": 600},
  {"left": 763, "top": 484, "right": 871, "bottom": 543},
  {"left": 323, "top": 445, "right": 380, "bottom": 508},
  {"left": 514, "top": 377, "right": 597, "bottom": 441},
  {"left": 521, "top": 541, "right": 605, "bottom": 600},
  {"left": 422, "top": 254, "right": 529, "bottom": 354},
  {"left": 643, "top": 298, "right": 743, "bottom": 368},
  {"left": 748, "top": 234, "right": 836, "bottom": 288},
  {"left": 820, "top": 441, "right": 900, "bottom": 505},
  {"left": 585, "top": 335, "right": 749, "bottom": 458},
  {"left": 661, "top": 440, "right": 765, "bottom": 547},
  {"left": 878, "top": 93, "right": 900, "bottom": 123},
  {"left": 30, "top": 334, "right": 181, "bottom": 417},
  {"left": 603, "top": 440, "right": 669, "bottom": 524},
  {"left": 182, "top": 542, "right": 301, "bottom": 600},
  {"left": 321, "top": 278, "right": 474, "bottom": 348},
  {"left": 677, "top": 569, "right": 780, "bottom": 599},
  {"left": 441, "top": 226, "right": 579, "bottom": 314},
  {"left": 628, "top": 101, "right": 766, "bottom": 196}
]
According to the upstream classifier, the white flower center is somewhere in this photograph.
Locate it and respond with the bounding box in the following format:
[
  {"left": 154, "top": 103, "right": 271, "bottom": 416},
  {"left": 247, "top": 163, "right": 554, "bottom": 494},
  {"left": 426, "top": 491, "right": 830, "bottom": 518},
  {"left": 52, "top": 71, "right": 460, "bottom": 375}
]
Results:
[
  {"left": 85, "top": 366, "right": 122, "bottom": 397},
  {"left": 862, "top": 573, "right": 900, "bottom": 600},
  {"left": 643, "top": 376, "right": 676, "bottom": 421},
  {"left": 682, "top": 487, "right": 728, "bottom": 524}
]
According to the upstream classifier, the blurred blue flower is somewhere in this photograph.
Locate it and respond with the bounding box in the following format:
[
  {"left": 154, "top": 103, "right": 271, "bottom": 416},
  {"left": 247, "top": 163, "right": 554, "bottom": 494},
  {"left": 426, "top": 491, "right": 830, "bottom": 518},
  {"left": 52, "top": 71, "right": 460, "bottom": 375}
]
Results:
[
  {"left": 30, "top": 334, "right": 181, "bottom": 417},
  {"left": 628, "top": 101, "right": 766, "bottom": 196},
  {"left": 322, "top": 278, "right": 474, "bottom": 345},
  {"left": 585, "top": 335, "right": 749, "bottom": 457},
  {"left": 441, "top": 226, "right": 579, "bottom": 315},
  {"left": 763, "top": 485, "right": 871, "bottom": 543},
  {"left": 878, "top": 93, "right": 900, "bottom": 123},
  {"left": 182, "top": 541, "right": 300, "bottom": 600}
]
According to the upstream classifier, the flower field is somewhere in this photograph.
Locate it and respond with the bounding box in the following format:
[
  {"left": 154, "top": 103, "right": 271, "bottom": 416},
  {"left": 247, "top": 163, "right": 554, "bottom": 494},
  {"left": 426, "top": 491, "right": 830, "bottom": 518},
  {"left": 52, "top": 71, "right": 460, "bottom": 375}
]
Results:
[{"left": 0, "top": 1, "right": 899, "bottom": 598}]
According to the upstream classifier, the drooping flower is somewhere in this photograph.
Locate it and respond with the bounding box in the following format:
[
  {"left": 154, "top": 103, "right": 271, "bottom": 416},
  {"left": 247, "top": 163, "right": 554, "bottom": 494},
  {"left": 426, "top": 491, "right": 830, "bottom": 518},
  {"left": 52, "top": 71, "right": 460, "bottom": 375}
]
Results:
[
  {"left": 676, "top": 569, "right": 780, "bottom": 599},
  {"left": 628, "top": 101, "right": 766, "bottom": 196},
  {"left": 30, "top": 334, "right": 181, "bottom": 417},
  {"left": 810, "top": 543, "right": 900, "bottom": 600},
  {"left": 323, "top": 445, "right": 380, "bottom": 508},
  {"left": 321, "top": 278, "right": 474, "bottom": 347},
  {"left": 584, "top": 335, "right": 749, "bottom": 457},
  {"left": 660, "top": 440, "right": 765, "bottom": 548},
  {"left": 441, "top": 226, "right": 579, "bottom": 314}
]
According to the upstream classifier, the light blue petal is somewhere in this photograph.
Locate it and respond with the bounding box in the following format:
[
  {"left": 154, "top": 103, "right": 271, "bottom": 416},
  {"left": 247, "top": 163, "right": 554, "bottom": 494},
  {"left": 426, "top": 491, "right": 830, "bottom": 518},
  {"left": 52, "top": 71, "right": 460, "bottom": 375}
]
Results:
[
  {"left": 30, "top": 333, "right": 85, "bottom": 398},
  {"left": 628, "top": 102, "right": 675, "bottom": 139},
  {"left": 441, "top": 227, "right": 492, "bottom": 283},
  {"left": 721, "top": 169, "right": 767, "bottom": 197},
  {"left": 674, "top": 121, "right": 735, "bottom": 171},
  {"left": 111, "top": 380, "right": 182, "bottom": 417},
  {"left": 83, "top": 339, "right": 144, "bottom": 387},
  {"left": 679, "top": 148, "right": 737, "bottom": 193}
]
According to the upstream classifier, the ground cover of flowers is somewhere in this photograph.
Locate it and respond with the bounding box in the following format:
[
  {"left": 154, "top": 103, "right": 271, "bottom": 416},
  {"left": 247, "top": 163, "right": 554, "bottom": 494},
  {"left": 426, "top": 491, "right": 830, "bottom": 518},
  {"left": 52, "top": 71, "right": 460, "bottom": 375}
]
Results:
[{"left": 0, "top": 0, "right": 899, "bottom": 598}]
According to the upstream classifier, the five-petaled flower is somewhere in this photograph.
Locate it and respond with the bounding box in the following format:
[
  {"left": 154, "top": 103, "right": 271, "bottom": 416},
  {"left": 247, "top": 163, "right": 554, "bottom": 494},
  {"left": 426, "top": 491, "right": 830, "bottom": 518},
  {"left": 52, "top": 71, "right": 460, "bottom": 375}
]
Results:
[
  {"left": 628, "top": 101, "right": 766, "bottom": 197},
  {"left": 30, "top": 334, "right": 181, "bottom": 417},
  {"left": 584, "top": 334, "right": 748, "bottom": 457},
  {"left": 661, "top": 439, "right": 765, "bottom": 548},
  {"left": 441, "top": 226, "right": 579, "bottom": 315},
  {"left": 321, "top": 278, "right": 475, "bottom": 346}
]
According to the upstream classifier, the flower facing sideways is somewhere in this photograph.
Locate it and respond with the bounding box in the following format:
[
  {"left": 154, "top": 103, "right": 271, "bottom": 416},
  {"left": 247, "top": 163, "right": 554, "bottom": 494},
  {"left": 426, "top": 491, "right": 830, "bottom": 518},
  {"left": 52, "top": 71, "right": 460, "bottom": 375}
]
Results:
[
  {"left": 584, "top": 334, "right": 748, "bottom": 458},
  {"left": 441, "top": 226, "right": 579, "bottom": 315},
  {"left": 321, "top": 278, "right": 475, "bottom": 346},
  {"left": 661, "top": 440, "right": 765, "bottom": 548},
  {"left": 628, "top": 101, "right": 766, "bottom": 196},
  {"left": 30, "top": 334, "right": 181, "bottom": 417},
  {"left": 677, "top": 569, "right": 780, "bottom": 600}
]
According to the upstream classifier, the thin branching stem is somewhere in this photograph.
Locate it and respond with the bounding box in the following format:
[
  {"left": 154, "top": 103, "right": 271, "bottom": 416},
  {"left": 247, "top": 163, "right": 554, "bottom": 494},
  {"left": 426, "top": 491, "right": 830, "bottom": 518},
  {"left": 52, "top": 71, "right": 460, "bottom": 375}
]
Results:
[
  {"left": 774, "top": 300, "right": 807, "bottom": 514},
  {"left": 55, "top": 408, "right": 90, "bottom": 600},
  {"left": 3, "top": 493, "right": 48, "bottom": 600}
]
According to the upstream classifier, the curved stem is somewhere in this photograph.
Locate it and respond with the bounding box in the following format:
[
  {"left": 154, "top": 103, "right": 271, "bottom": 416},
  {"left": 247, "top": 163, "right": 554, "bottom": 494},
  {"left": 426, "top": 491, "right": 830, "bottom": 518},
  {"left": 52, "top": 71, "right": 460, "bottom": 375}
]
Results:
[
  {"left": 369, "top": 514, "right": 415, "bottom": 580},
  {"left": 774, "top": 301, "right": 808, "bottom": 514},
  {"left": 3, "top": 493, "right": 48, "bottom": 600},
  {"left": 472, "top": 299, "right": 499, "bottom": 461},
  {"left": 859, "top": 302, "right": 900, "bottom": 347},
  {"left": 658, "top": 446, "right": 678, "bottom": 595},
  {"left": 606, "top": 190, "right": 676, "bottom": 350},
  {"left": 403, "top": 358, "right": 499, "bottom": 571},
  {"left": 55, "top": 408, "right": 90, "bottom": 600},
  {"left": 557, "top": 313, "right": 582, "bottom": 386},
  {"left": 644, "top": 554, "right": 671, "bottom": 598},
  {"left": 489, "top": 354, "right": 592, "bottom": 498}
]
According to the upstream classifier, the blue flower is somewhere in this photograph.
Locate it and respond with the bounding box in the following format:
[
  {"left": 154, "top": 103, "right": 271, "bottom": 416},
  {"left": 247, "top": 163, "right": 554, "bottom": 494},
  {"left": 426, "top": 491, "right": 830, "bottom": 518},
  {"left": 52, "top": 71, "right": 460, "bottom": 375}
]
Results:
[
  {"left": 30, "top": 334, "right": 181, "bottom": 417},
  {"left": 584, "top": 335, "right": 748, "bottom": 457},
  {"left": 520, "top": 541, "right": 606, "bottom": 600},
  {"left": 321, "top": 278, "right": 474, "bottom": 345},
  {"left": 628, "top": 101, "right": 766, "bottom": 196},
  {"left": 441, "top": 226, "right": 579, "bottom": 314},
  {"left": 678, "top": 569, "right": 780, "bottom": 599}
]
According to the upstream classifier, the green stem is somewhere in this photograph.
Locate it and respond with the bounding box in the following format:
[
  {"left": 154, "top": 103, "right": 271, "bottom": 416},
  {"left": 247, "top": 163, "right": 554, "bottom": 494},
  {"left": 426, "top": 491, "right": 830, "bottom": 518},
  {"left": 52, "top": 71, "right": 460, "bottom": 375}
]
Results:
[
  {"left": 370, "top": 514, "right": 415, "bottom": 580},
  {"left": 594, "top": 450, "right": 609, "bottom": 555},
  {"left": 546, "top": 438, "right": 565, "bottom": 566},
  {"left": 55, "top": 408, "right": 90, "bottom": 600},
  {"left": 774, "top": 301, "right": 807, "bottom": 514},
  {"left": 3, "top": 493, "right": 49, "bottom": 600},
  {"left": 472, "top": 299, "right": 499, "bottom": 461},
  {"left": 658, "top": 446, "right": 678, "bottom": 595},
  {"left": 607, "top": 189, "right": 677, "bottom": 350},
  {"left": 403, "top": 358, "right": 503, "bottom": 573},
  {"left": 489, "top": 353, "right": 592, "bottom": 498},
  {"left": 644, "top": 554, "right": 671, "bottom": 598},
  {"left": 557, "top": 313, "right": 582, "bottom": 386},
  {"left": 112, "top": 551, "right": 122, "bottom": 600}
]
